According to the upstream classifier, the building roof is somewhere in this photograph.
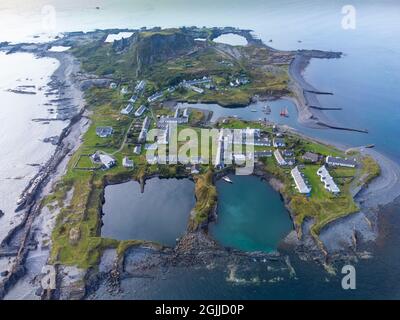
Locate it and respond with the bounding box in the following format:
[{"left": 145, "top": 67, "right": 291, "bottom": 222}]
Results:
[
  {"left": 282, "top": 149, "right": 294, "bottom": 157},
  {"left": 121, "top": 103, "right": 134, "bottom": 115},
  {"left": 302, "top": 152, "right": 320, "bottom": 162},
  {"left": 122, "top": 157, "right": 134, "bottom": 168},
  {"left": 133, "top": 145, "right": 142, "bottom": 154},
  {"left": 98, "top": 154, "right": 116, "bottom": 168},
  {"left": 273, "top": 138, "right": 286, "bottom": 146},
  {"left": 291, "top": 166, "right": 311, "bottom": 194},
  {"left": 317, "top": 165, "right": 340, "bottom": 193},
  {"left": 95, "top": 126, "right": 113, "bottom": 138},
  {"left": 134, "top": 105, "right": 147, "bottom": 117},
  {"left": 274, "top": 149, "right": 287, "bottom": 166},
  {"left": 326, "top": 156, "right": 357, "bottom": 167}
]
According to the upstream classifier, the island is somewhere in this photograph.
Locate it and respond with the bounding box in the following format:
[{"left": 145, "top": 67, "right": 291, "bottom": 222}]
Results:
[{"left": 0, "top": 27, "right": 389, "bottom": 299}]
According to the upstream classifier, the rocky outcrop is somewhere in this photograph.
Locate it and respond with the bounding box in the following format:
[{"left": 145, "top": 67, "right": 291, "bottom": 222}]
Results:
[{"left": 132, "top": 32, "right": 196, "bottom": 76}]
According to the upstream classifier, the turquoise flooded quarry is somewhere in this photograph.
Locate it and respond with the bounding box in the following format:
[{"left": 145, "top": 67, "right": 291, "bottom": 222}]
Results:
[
  {"left": 210, "top": 175, "right": 293, "bottom": 252},
  {"left": 101, "top": 178, "right": 195, "bottom": 246}
]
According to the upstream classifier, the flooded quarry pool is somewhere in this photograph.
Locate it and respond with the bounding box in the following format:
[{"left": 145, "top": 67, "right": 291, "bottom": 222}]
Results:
[
  {"left": 210, "top": 175, "right": 293, "bottom": 252},
  {"left": 101, "top": 178, "right": 195, "bottom": 246}
]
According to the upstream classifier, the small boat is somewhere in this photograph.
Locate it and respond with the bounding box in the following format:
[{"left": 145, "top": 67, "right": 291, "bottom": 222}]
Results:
[
  {"left": 280, "top": 107, "right": 289, "bottom": 117},
  {"left": 250, "top": 108, "right": 257, "bottom": 112},
  {"left": 365, "top": 144, "right": 375, "bottom": 149},
  {"left": 263, "top": 105, "right": 271, "bottom": 114},
  {"left": 16, "top": 197, "right": 25, "bottom": 206},
  {"left": 222, "top": 176, "right": 233, "bottom": 184}
]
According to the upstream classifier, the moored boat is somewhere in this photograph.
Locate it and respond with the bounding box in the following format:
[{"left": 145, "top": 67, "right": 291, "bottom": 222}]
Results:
[{"left": 222, "top": 176, "right": 233, "bottom": 183}]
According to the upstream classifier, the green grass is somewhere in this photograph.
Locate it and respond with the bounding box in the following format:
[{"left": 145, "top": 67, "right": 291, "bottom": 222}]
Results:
[
  {"left": 190, "top": 170, "right": 217, "bottom": 230},
  {"left": 290, "top": 165, "right": 359, "bottom": 240},
  {"left": 360, "top": 155, "right": 381, "bottom": 185}
]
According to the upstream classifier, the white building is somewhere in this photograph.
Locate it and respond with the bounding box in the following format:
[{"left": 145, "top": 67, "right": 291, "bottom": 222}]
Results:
[
  {"left": 120, "top": 103, "right": 134, "bottom": 115},
  {"left": 233, "top": 153, "right": 246, "bottom": 165},
  {"left": 317, "top": 165, "right": 341, "bottom": 194},
  {"left": 98, "top": 154, "right": 116, "bottom": 169},
  {"left": 129, "top": 95, "right": 138, "bottom": 104},
  {"left": 148, "top": 91, "right": 163, "bottom": 103},
  {"left": 135, "top": 80, "right": 146, "bottom": 93},
  {"left": 134, "top": 105, "right": 147, "bottom": 117},
  {"left": 274, "top": 149, "right": 287, "bottom": 166},
  {"left": 120, "top": 87, "right": 128, "bottom": 95},
  {"left": 146, "top": 155, "right": 158, "bottom": 165},
  {"left": 158, "top": 124, "right": 169, "bottom": 145},
  {"left": 291, "top": 166, "right": 311, "bottom": 194},
  {"left": 138, "top": 116, "right": 151, "bottom": 143},
  {"left": 326, "top": 156, "right": 357, "bottom": 168},
  {"left": 133, "top": 145, "right": 142, "bottom": 155},
  {"left": 273, "top": 138, "right": 286, "bottom": 148},
  {"left": 122, "top": 157, "right": 134, "bottom": 168},
  {"left": 191, "top": 165, "right": 200, "bottom": 175},
  {"left": 189, "top": 85, "right": 204, "bottom": 94},
  {"left": 95, "top": 126, "right": 113, "bottom": 138}
]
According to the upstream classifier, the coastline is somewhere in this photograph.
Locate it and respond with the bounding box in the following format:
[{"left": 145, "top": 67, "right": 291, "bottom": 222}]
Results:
[
  {"left": 288, "top": 53, "right": 369, "bottom": 134},
  {"left": 0, "top": 27, "right": 400, "bottom": 299},
  {"left": 0, "top": 49, "right": 90, "bottom": 299}
]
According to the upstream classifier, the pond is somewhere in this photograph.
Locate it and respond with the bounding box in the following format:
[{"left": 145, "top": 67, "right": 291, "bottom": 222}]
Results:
[
  {"left": 101, "top": 178, "right": 195, "bottom": 246},
  {"left": 209, "top": 175, "right": 293, "bottom": 252}
]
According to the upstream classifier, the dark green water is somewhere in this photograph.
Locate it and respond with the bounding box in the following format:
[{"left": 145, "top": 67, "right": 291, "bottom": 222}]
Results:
[{"left": 210, "top": 175, "right": 293, "bottom": 252}]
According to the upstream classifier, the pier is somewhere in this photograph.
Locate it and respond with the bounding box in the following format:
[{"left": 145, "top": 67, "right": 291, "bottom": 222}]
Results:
[
  {"left": 309, "top": 105, "right": 342, "bottom": 111},
  {"left": 316, "top": 121, "right": 369, "bottom": 134}
]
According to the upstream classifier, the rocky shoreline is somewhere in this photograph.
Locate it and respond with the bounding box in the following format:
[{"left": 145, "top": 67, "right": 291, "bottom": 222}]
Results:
[
  {"left": 288, "top": 52, "right": 369, "bottom": 134},
  {"left": 1, "top": 27, "right": 400, "bottom": 299},
  {"left": 0, "top": 46, "right": 90, "bottom": 299}
]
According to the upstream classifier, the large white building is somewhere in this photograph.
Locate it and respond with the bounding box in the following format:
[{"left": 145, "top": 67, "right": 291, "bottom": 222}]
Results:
[
  {"left": 122, "top": 157, "right": 134, "bottom": 168},
  {"left": 273, "top": 138, "right": 286, "bottom": 148},
  {"left": 274, "top": 149, "right": 287, "bottom": 166},
  {"left": 291, "top": 166, "right": 311, "bottom": 194},
  {"left": 98, "top": 154, "right": 116, "bottom": 169},
  {"left": 134, "top": 105, "right": 147, "bottom": 117},
  {"left": 317, "top": 165, "right": 340, "bottom": 194},
  {"left": 138, "top": 116, "right": 151, "bottom": 143},
  {"left": 148, "top": 91, "right": 163, "bottom": 103},
  {"left": 135, "top": 80, "right": 146, "bottom": 93},
  {"left": 120, "top": 103, "right": 134, "bottom": 115},
  {"left": 326, "top": 156, "right": 357, "bottom": 168}
]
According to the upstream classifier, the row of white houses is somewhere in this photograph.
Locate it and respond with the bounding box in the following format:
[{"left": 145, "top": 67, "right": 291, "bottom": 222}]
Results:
[{"left": 317, "top": 165, "right": 341, "bottom": 194}]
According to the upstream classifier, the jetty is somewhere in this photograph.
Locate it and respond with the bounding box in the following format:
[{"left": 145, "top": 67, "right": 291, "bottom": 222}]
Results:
[{"left": 309, "top": 106, "right": 342, "bottom": 111}]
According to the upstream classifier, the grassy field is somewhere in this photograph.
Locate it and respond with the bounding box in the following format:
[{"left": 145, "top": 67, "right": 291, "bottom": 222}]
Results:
[
  {"left": 190, "top": 170, "right": 217, "bottom": 229},
  {"left": 290, "top": 164, "right": 359, "bottom": 239}
]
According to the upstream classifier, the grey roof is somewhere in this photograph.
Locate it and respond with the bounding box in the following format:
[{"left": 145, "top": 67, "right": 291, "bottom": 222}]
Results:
[
  {"left": 273, "top": 138, "right": 285, "bottom": 145},
  {"left": 254, "top": 151, "right": 273, "bottom": 158},
  {"left": 283, "top": 149, "right": 294, "bottom": 157},
  {"left": 302, "top": 152, "right": 319, "bottom": 162},
  {"left": 326, "top": 156, "right": 357, "bottom": 167},
  {"left": 95, "top": 126, "right": 113, "bottom": 138}
]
